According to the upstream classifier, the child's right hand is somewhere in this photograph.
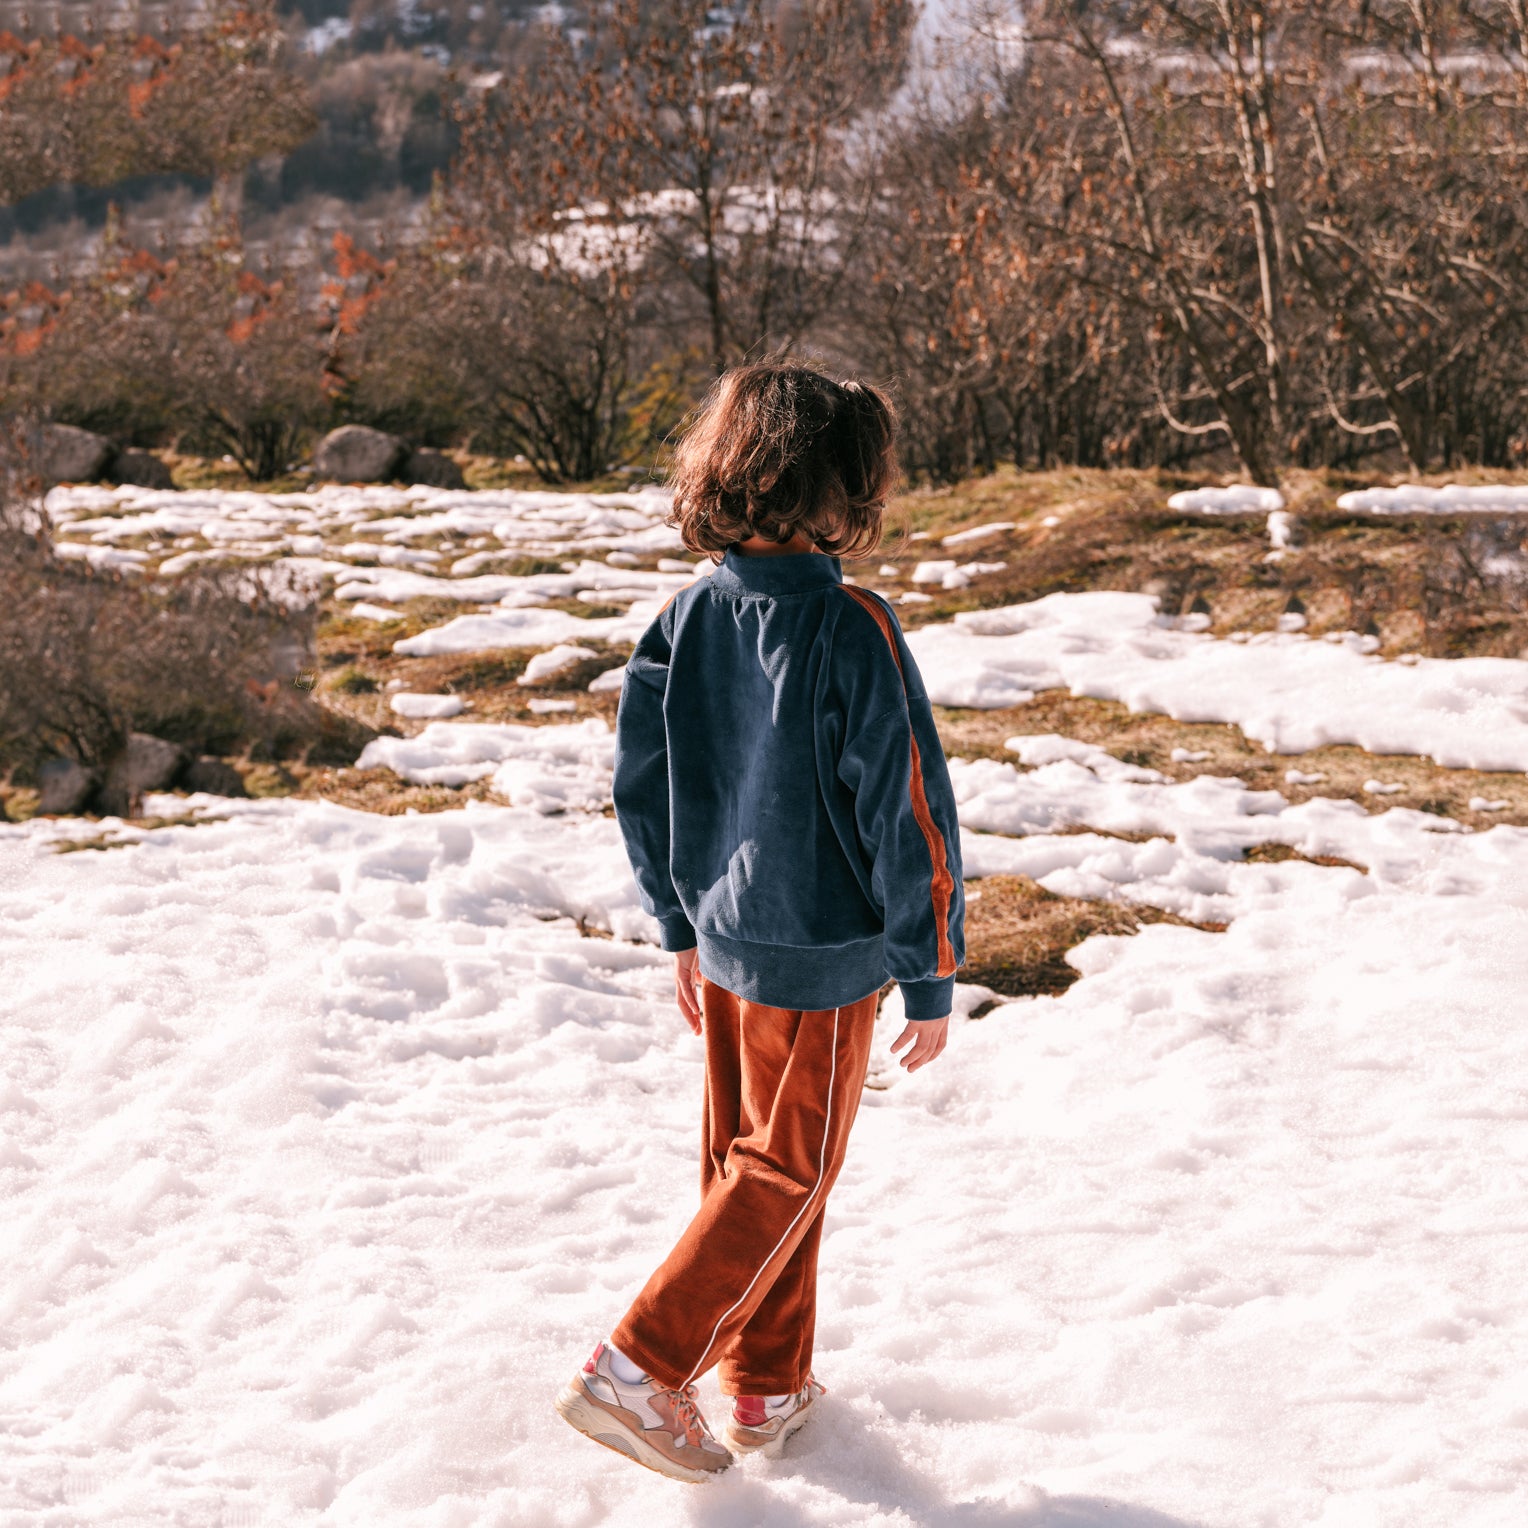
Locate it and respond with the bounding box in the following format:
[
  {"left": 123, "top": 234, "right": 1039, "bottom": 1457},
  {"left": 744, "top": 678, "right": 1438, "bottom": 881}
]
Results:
[{"left": 890, "top": 1017, "right": 949, "bottom": 1072}]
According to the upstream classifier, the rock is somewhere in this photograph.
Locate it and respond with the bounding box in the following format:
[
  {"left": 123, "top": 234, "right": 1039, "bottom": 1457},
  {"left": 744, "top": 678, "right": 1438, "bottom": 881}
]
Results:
[
  {"left": 313, "top": 425, "right": 406, "bottom": 484},
  {"left": 400, "top": 448, "right": 466, "bottom": 490},
  {"left": 31, "top": 423, "right": 114, "bottom": 486},
  {"left": 110, "top": 449, "right": 175, "bottom": 490},
  {"left": 100, "top": 733, "right": 184, "bottom": 817},
  {"left": 182, "top": 756, "right": 248, "bottom": 798},
  {"left": 37, "top": 757, "right": 96, "bottom": 814}
]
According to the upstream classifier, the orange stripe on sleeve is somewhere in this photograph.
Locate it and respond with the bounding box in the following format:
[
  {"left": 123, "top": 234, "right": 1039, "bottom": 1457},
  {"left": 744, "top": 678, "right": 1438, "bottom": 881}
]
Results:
[{"left": 837, "top": 586, "right": 958, "bottom": 979}]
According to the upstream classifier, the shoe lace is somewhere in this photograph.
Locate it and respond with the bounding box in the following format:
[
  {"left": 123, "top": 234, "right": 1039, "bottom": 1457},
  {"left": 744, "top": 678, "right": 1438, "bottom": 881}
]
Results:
[{"left": 668, "top": 1383, "right": 708, "bottom": 1445}]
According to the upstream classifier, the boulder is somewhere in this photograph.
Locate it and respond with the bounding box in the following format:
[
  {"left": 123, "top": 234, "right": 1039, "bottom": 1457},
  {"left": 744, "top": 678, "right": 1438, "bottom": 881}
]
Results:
[
  {"left": 313, "top": 425, "right": 406, "bottom": 484},
  {"left": 400, "top": 448, "right": 466, "bottom": 490},
  {"left": 182, "top": 756, "right": 248, "bottom": 798},
  {"left": 100, "top": 733, "right": 184, "bottom": 818},
  {"left": 110, "top": 449, "right": 176, "bottom": 490},
  {"left": 37, "top": 757, "right": 96, "bottom": 815},
  {"left": 31, "top": 423, "right": 114, "bottom": 486}
]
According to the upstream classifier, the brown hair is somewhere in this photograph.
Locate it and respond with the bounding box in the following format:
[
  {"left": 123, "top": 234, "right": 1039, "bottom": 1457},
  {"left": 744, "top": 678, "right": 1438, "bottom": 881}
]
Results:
[{"left": 666, "top": 363, "right": 899, "bottom": 559}]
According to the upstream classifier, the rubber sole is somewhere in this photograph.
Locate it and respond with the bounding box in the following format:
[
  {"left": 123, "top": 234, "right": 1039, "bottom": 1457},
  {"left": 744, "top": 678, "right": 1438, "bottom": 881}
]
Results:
[
  {"left": 554, "top": 1382, "right": 729, "bottom": 1485},
  {"left": 722, "top": 1394, "right": 818, "bottom": 1459}
]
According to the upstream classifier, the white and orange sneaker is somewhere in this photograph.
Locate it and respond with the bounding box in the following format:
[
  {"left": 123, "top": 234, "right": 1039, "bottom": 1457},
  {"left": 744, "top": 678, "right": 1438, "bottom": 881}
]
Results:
[
  {"left": 555, "top": 1342, "right": 732, "bottom": 1484},
  {"left": 722, "top": 1377, "right": 826, "bottom": 1457}
]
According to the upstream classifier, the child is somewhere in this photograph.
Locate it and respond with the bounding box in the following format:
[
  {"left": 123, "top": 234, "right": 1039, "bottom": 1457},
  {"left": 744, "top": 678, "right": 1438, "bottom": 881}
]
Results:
[{"left": 555, "top": 363, "right": 964, "bottom": 1483}]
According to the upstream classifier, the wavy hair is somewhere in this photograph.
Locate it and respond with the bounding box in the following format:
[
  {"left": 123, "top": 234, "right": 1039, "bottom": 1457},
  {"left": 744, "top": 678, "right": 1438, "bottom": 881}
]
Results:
[{"left": 666, "top": 363, "right": 899, "bottom": 559}]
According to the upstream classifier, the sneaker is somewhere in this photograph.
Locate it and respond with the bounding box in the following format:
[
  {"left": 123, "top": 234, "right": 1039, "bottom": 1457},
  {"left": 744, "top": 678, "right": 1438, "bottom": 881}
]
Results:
[
  {"left": 554, "top": 1342, "right": 732, "bottom": 1484},
  {"left": 722, "top": 1376, "right": 826, "bottom": 1457}
]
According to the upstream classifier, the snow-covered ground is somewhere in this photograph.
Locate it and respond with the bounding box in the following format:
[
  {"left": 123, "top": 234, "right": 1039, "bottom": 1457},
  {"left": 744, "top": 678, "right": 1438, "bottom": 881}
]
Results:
[{"left": 7, "top": 485, "right": 1528, "bottom": 1525}]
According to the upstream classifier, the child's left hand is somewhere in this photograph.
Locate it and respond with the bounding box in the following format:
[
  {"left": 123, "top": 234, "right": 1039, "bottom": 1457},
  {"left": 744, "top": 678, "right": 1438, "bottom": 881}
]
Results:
[
  {"left": 673, "top": 948, "right": 704, "bottom": 1035},
  {"left": 890, "top": 1017, "right": 949, "bottom": 1072}
]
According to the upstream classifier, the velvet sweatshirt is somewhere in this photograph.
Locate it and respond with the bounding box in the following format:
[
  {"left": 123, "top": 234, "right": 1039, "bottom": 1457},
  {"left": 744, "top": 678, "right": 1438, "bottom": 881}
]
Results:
[{"left": 612, "top": 547, "right": 965, "bottom": 1022}]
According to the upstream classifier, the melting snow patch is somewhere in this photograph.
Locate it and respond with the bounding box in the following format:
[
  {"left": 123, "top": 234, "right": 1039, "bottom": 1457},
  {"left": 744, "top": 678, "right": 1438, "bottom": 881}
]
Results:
[
  {"left": 389, "top": 693, "right": 465, "bottom": 720},
  {"left": 1338, "top": 483, "right": 1528, "bottom": 514},
  {"left": 906, "top": 591, "right": 1528, "bottom": 771},
  {"left": 588, "top": 665, "right": 627, "bottom": 694},
  {"left": 1167, "top": 486, "right": 1286, "bottom": 513},
  {"left": 942, "top": 521, "right": 1015, "bottom": 546},
  {"left": 356, "top": 718, "right": 614, "bottom": 803},
  {"left": 519, "top": 644, "right": 598, "bottom": 685}
]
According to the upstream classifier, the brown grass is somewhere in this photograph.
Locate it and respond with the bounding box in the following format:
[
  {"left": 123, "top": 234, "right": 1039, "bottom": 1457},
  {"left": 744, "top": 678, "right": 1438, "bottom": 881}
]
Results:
[
  {"left": 863, "top": 465, "right": 1528, "bottom": 660},
  {"left": 962, "top": 874, "right": 1224, "bottom": 999}
]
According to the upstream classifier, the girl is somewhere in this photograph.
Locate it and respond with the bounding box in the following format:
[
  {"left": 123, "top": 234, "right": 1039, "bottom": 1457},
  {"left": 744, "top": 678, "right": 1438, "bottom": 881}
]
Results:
[{"left": 556, "top": 363, "right": 964, "bottom": 1482}]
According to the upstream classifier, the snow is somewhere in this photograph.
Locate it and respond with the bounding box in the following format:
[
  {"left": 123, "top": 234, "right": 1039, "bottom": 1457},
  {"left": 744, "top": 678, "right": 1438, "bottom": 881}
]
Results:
[
  {"left": 907, "top": 592, "right": 1528, "bottom": 772},
  {"left": 4, "top": 712, "right": 1527, "bottom": 1523},
  {"left": 1338, "top": 484, "right": 1528, "bottom": 514},
  {"left": 389, "top": 693, "right": 465, "bottom": 720},
  {"left": 393, "top": 606, "right": 655, "bottom": 657},
  {"left": 1166, "top": 486, "right": 1286, "bottom": 513},
  {"left": 941, "top": 521, "right": 1015, "bottom": 546},
  {"left": 518, "top": 644, "right": 598, "bottom": 685},
  {"left": 587, "top": 666, "right": 627, "bottom": 694},
  {"left": 356, "top": 719, "right": 615, "bottom": 803},
  {"left": 348, "top": 602, "right": 405, "bottom": 623},
  {"left": 45, "top": 485, "right": 684, "bottom": 586},
  {"left": 910, "top": 559, "right": 1007, "bottom": 591},
  {"left": 13, "top": 484, "right": 1528, "bottom": 1523}
]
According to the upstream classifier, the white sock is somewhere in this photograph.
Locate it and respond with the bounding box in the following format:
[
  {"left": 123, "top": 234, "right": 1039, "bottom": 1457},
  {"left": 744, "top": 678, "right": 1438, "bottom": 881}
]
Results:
[{"left": 606, "top": 1341, "right": 647, "bottom": 1384}]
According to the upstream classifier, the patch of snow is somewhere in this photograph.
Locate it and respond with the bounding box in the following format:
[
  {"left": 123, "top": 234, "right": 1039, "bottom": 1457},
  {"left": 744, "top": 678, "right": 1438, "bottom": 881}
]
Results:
[
  {"left": 906, "top": 591, "right": 1528, "bottom": 771},
  {"left": 389, "top": 693, "right": 466, "bottom": 720},
  {"left": 1338, "top": 483, "right": 1528, "bottom": 514},
  {"left": 912, "top": 559, "right": 1006, "bottom": 590},
  {"left": 519, "top": 644, "right": 598, "bottom": 685},
  {"left": 52, "top": 543, "right": 149, "bottom": 573},
  {"left": 356, "top": 718, "right": 614, "bottom": 806},
  {"left": 394, "top": 606, "right": 653, "bottom": 657},
  {"left": 1168, "top": 485, "right": 1286, "bottom": 513},
  {"left": 588, "top": 666, "right": 627, "bottom": 694},
  {"left": 942, "top": 521, "right": 1015, "bottom": 546}
]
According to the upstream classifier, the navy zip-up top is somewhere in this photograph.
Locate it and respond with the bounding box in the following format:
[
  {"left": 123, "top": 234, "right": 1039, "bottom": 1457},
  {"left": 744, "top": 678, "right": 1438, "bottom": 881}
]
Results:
[{"left": 613, "top": 547, "right": 965, "bottom": 1021}]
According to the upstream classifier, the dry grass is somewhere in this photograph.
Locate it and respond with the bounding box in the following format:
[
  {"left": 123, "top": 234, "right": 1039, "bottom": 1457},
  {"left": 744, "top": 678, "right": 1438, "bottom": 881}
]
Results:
[
  {"left": 962, "top": 874, "right": 1223, "bottom": 999},
  {"left": 936, "top": 692, "right": 1528, "bottom": 830},
  {"left": 863, "top": 465, "right": 1528, "bottom": 660}
]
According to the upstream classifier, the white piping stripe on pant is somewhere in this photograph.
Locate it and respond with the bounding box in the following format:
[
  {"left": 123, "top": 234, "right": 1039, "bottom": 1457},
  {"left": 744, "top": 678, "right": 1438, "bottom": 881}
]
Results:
[{"left": 680, "top": 1004, "right": 842, "bottom": 1390}]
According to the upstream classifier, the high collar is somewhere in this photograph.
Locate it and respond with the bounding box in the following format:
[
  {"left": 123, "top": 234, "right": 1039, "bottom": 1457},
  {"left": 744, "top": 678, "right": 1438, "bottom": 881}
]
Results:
[{"left": 709, "top": 547, "right": 844, "bottom": 596}]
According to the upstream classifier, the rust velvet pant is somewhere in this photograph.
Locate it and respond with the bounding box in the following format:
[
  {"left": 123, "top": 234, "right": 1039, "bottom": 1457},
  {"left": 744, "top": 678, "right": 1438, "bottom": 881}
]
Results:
[{"left": 612, "top": 976, "right": 879, "bottom": 1397}]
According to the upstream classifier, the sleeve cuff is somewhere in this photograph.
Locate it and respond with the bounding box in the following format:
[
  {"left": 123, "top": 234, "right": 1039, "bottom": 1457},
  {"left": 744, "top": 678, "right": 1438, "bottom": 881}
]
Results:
[
  {"left": 898, "top": 975, "right": 955, "bottom": 1022},
  {"left": 656, "top": 913, "right": 696, "bottom": 952}
]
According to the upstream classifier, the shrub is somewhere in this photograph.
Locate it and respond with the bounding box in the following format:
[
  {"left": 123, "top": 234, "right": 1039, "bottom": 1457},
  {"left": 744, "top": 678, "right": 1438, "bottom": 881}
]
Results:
[{"left": 0, "top": 468, "right": 363, "bottom": 805}]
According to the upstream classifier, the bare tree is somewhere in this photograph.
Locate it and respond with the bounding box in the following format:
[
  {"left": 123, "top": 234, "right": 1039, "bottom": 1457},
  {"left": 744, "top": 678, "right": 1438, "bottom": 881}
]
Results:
[{"left": 0, "top": 4, "right": 315, "bottom": 206}]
